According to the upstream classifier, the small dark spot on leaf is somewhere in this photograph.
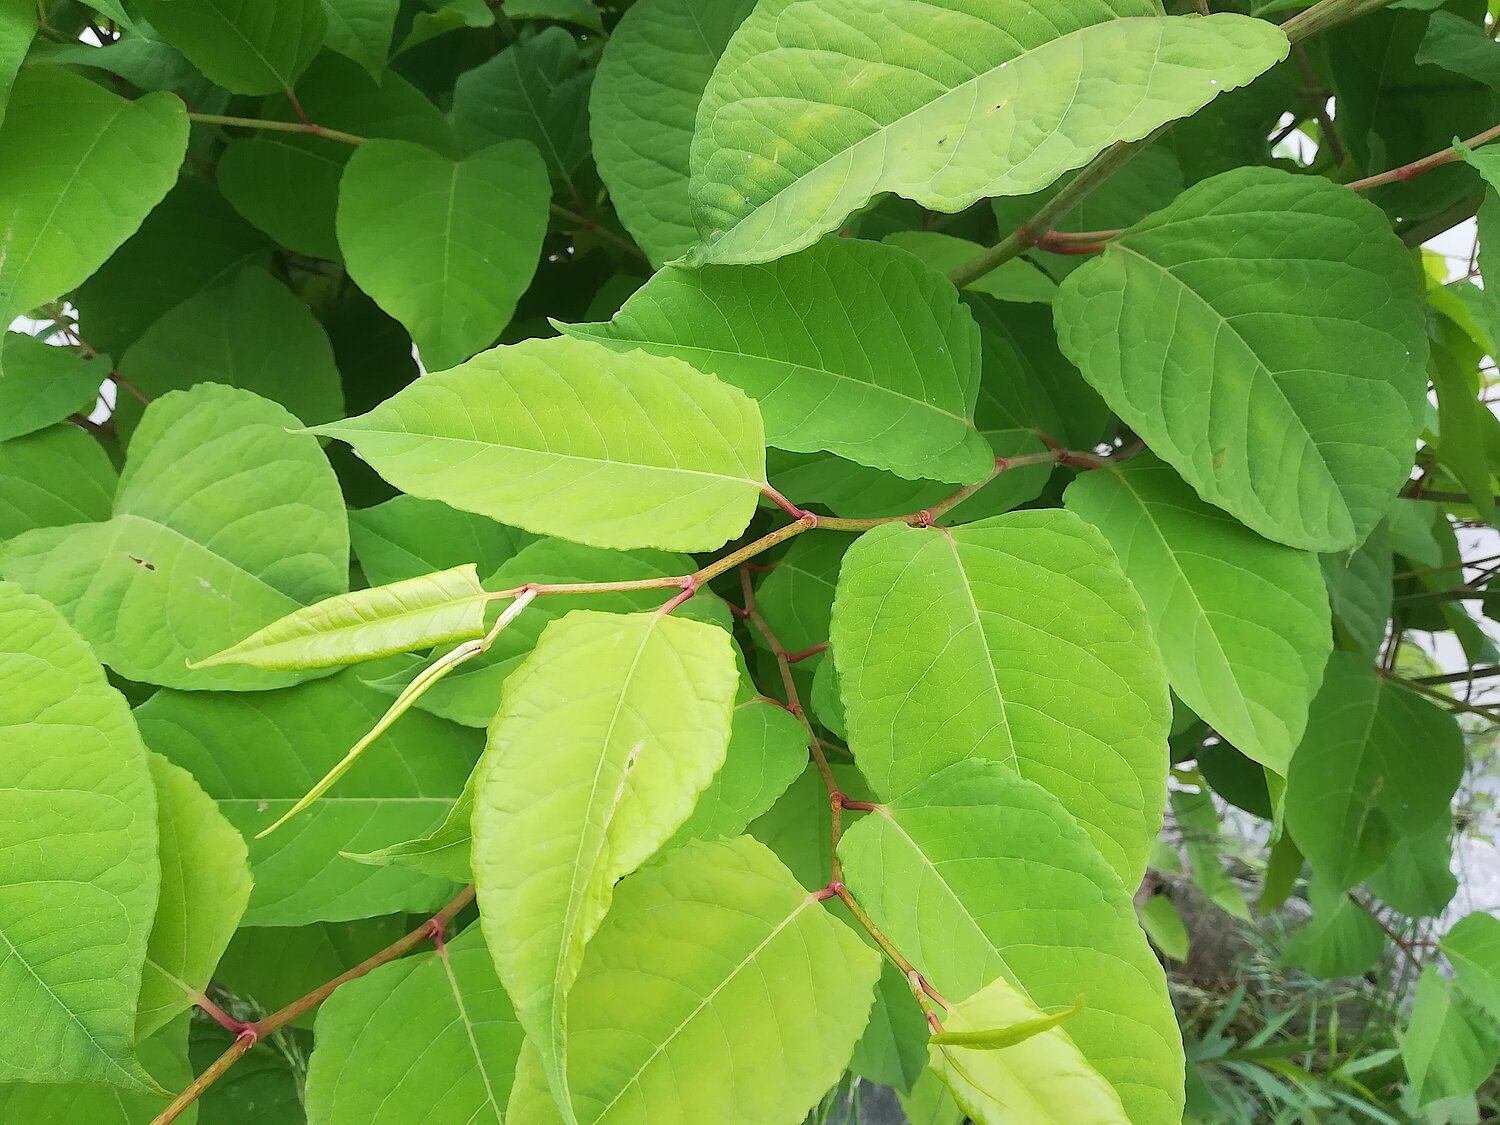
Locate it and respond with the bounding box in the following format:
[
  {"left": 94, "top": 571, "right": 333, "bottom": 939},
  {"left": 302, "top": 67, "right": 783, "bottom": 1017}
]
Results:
[
  {"left": 1212, "top": 448, "right": 1226, "bottom": 469},
  {"left": 125, "top": 554, "right": 156, "bottom": 571}
]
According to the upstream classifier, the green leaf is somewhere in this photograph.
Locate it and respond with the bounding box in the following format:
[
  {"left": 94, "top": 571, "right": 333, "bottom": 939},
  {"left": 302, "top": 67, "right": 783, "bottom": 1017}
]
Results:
[
  {"left": 1365, "top": 818, "right": 1457, "bottom": 918},
  {"left": 830, "top": 514, "right": 1170, "bottom": 885},
  {"left": 687, "top": 7, "right": 1288, "bottom": 264},
  {"left": 0, "top": 385, "right": 349, "bottom": 691},
  {"left": 751, "top": 533, "right": 848, "bottom": 672},
  {"left": 1281, "top": 878, "right": 1384, "bottom": 978},
  {"left": 1430, "top": 319, "right": 1495, "bottom": 523},
  {"left": 134, "top": 0, "right": 325, "bottom": 94},
  {"left": 1402, "top": 966, "right": 1500, "bottom": 1108},
  {"left": 0, "top": 333, "right": 106, "bottom": 443},
  {"left": 506, "top": 0, "right": 600, "bottom": 30},
  {"left": 838, "top": 760, "right": 1184, "bottom": 1124},
  {"left": 311, "top": 336, "right": 767, "bottom": 552},
  {"left": 453, "top": 27, "right": 593, "bottom": 183},
  {"left": 1416, "top": 10, "right": 1500, "bottom": 89},
  {"left": 589, "top": 0, "right": 756, "bottom": 265},
  {"left": 218, "top": 135, "right": 345, "bottom": 261},
  {"left": 883, "top": 232, "right": 1057, "bottom": 305},
  {"left": 0, "top": 1018, "right": 195, "bottom": 1124},
  {"left": 336, "top": 139, "right": 550, "bottom": 372},
  {"left": 136, "top": 670, "right": 481, "bottom": 926},
  {"left": 136, "top": 755, "right": 252, "bottom": 1040},
  {"left": 930, "top": 991, "right": 1083, "bottom": 1049},
  {"left": 473, "top": 609, "right": 738, "bottom": 1110},
  {"left": 115, "top": 268, "right": 344, "bottom": 439},
  {"left": 564, "top": 237, "right": 991, "bottom": 484},
  {"left": 304, "top": 927, "right": 525, "bottom": 1124},
  {"left": 1065, "top": 458, "right": 1331, "bottom": 776},
  {"left": 1322, "top": 527, "right": 1393, "bottom": 657},
  {"left": 1443, "top": 911, "right": 1500, "bottom": 1023},
  {"left": 0, "top": 424, "right": 116, "bottom": 540},
  {"left": 1138, "top": 896, "right": 1190, "bottom": 962},
  {"left": 1056, "top": 167, "right": 1429, "bottom": 552},
  {"left": 549, "top": 836, "right": 880, "bottom": 1124},
  {"left": 0, "top": 68, "right": 187, "bottom": 327},
  {"left": 0, "top": 0, "right": 31, "bottom": 127},
  {"left": 1284, "top": 654, "right": 1465, "bottom": 890},
  {"left": 322, "top": 0, "right": 398, "bottom": 80},
  {"left": 193, "top": 564, "right": 492, "bottom": 671},
  {"left": 0, "top": 582, "right": 158, "bottom": 1090},
  {"left": 899, "top": 1068, "right": 966, "bottom": 1125},
  {"left": 349, "top": 495, "right": 535, "bottom": 588},
  {"left": 851, "top": 960, "right": 930, "bottom": 1094},
  {"left": 931, "top": 978, "right": 1124, "bottom": 1124}
]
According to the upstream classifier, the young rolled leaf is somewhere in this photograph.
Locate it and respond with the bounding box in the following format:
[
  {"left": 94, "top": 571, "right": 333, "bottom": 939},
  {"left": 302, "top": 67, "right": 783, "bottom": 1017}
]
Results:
[
  {"left": 552, "top": 837, "right": 880, "bottom": 1124},
  {"left": 0, "top": 582, "right": 159, "bottom": 1091},
  {"left": 311, "top": 336, "right": 768, "bottom": 552},
  {"left": 336, "top": 138, "right": 550, "bottom": 372},
  {"left": 1055, "top": 167, "right": 1429, "bottom": 551},
  {"left": 1284, "top": 654, "right": 1465, "bottom": 891},
  {"left": 838, "top": 760, "right": 1184, "bottom": 1124},
  {"left": 687, "top": 4, "right": 1288, "bottom": 264},
  {"left": 830, "top": 512, "right": 1170, "bottom": 886},
  {"left": 930, "top": 979, "right": 1125, "bottom": 1124},
  {"left": 564, "top": 237, "right": 992, "bottom": 484},
  {"left": 473, "top": 610, "right": 738, "bottom": 1114},
  {"left": 1065, "top": 458, "right": 1332, "bottom": 775},
  {"left": 193, "top": 563, "right": 493, "bottom": 671}
]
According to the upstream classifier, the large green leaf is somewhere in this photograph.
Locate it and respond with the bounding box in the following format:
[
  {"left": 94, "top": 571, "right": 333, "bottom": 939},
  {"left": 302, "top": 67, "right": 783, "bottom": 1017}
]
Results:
[
  {"left": 564, "top": 237, "right": 991, "bottom": 484},
  {"left": 0, "top": 68, "right": 186, "bottom": 329},
  {"left": 115, "top": 268, "right": 344, "bottom": 438},
  {"left": 311, "top": 336, "right": 767, "bottom": 552},
  {"left": 686, "top": 5, "right": 1288, "bottom": 264},
  {"left": 193, "top": 564, "right": 492, "bottom": 671},
  {"left": 136, "top": 670, "right": 481, "bottom": 926},
  {"left": 838, "top": 760, "right": 1183, "bottom": 1124},
  {"left": 1065, "top": 458, "right": 1331, "bottom": 775},
  {"left": 473, "top": 610, "right": 738, "bottom": 1114},
  {"left": 218, "top": 134, "right": 345, "bottom": 261},
  {"left": 136, "top": 755, "right": 252, "bottom": 1040},
  {"left": 1365, "top": 819, "right": 1457, "bottom": 919},
  {"left": 1443, "top": 911, "right": 1500, "bottom": 1022},
  {"left": 549, "top": 836, "right": 880, "bottom": 1124},
  {"left": 0, "top": 333, "right": 106, "bottom": 442},
  {"left": 134, "top": 0, "right": 325, "bottom": 94},
  {"left": 0, "top": 583, "right": 158, "bottom": 1090},
  {"left": 589, "top": 0, "right": 756, "bottom": 265},
  {"left": 349, "top": 495, "right": 535, "bottom": 588},
  {"left": 1055, "top": 167, "right": 1429, "bottom": 551},
  {"left": 336, "top": 138, "right": 550, "bottom": 372},
  {"left": 0, "top": 424, "right": 116, "bottom": 540},
  {"left": 322, "top": 0, "right": 398, "bottom": 79},
  {"left": 1402, "top": 966, "right": 1500, "bottom": 1108},
  {"left": 829, "top": 514, "right": 1170, "bottom": 885},
  {"left": 304, "top": 927, "right": 525, "bottom": 1124},
  {"left": 930, "top": 975, "right": 1127, "bottom": 1124},
  {"left": 1284, "top": 654, "right": 1465, "bottom": 891},
  {"left": 0, "top": 1019, "right": 195, "bottom": 1124},
  {"left": 0, "top": 385, "right": 349, "bottom": 691},
  {"left": 0, "top": 0, "right": 31, "bottom": 127}
]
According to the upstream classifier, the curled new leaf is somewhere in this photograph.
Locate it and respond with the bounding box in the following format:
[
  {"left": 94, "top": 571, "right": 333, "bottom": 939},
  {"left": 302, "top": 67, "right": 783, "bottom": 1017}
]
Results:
[{"left": 930, "top": 993, "right": 1085, "bottom": 1049}]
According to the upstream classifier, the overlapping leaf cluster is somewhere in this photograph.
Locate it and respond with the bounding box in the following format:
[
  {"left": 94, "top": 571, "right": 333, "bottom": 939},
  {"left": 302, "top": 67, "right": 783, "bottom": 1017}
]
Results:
[{"left": 2, "top": 0, "right": 1499, "bottom": 1122}]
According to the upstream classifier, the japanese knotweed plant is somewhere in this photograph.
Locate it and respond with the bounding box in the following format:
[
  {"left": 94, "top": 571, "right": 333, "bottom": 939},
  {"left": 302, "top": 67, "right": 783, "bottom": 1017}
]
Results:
[{"left": 2, "top": 0, "right": 1500, "bottom": 1122}]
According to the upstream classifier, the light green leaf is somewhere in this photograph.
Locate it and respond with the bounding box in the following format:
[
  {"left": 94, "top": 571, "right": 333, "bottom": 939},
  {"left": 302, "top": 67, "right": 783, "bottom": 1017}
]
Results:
[
  {"left": 1402, "top": 966, "right": 1500, "bottom": 1108},
  {"left": 0, "top": 385, "right": 349, "bottom": 691},
  {"left": 1056, "top": 167, "right": 1429, "bottom": 551},
  {"left": 0, "top": 333, "right": 105, "bottom": 442},
  {"left": 687, "top": 6, "right": 1288, "bottom": 264},
  {"left": 137, "top": 670, "right": 481, "bottom": 926},
  {"left": 1443, "top": 912, "right": 1500, "bottom": 1022},
  {"left": 1065, "top": 458, "right": 1331, "bottom": 775},
  {"left": 115, "top": 268, "right": 344, "bottom": 438},
  {"left": 194, "top": 564, "right": 492, "bottom": 671},
  {"left": 931, "top": 991, "right": 1083, "bottom": 1049},
  {"left": 322, "top": 0, "right": 398, "bottom": 79},
  {"left": 336, "top": 138, "right": 550, "bottom": 372},
  {"left": 1366, "top": 818, "right": 1457, "bottom": 918},
  {"left": 305, "top": 927, "right": 525, "bottom": 1124},
  {"left": 0, "top": 0, "right": 30, "bottom": 127},
  {"left": 1322, "top": 527, "right": 1393, "bottom": 657},
  {"left": 0, "top": 68, "right": 187, "bottom": 327},
  {"left": 0, "top": 424, "right": 116, "bottom": 540},
  {"left": 899, "top": 1068, "right": 966, "bottom": 1125},
  {"left": 350, "top": 495, "right": 536, "bottom": 588},
  {"left": 453, "top": 27, "right": 593, "bottom": 182},
  {"left": 1284, "top": 654, "right": 1464, "bottom": 890},
  {"left": 134, "top": 0, "right": 325, "bottom": 94},
  {"left": 1138, "top": 896, "right": 1190, "bottom": 962},
  {"left": 506, "top": 0, "right": 601, "bottom": 31},
  {"left": 589, "top": 0, "right": 756, "bottom": 265},
  {"left": 752, "top": 533, "right": 848, "bottom": 672},
  {"left": 0, "top": 1018, "right": 195, "bottom": 1124},
  {"left": 0, "top": 582, "right": 158, "bottom": 1090},
  {"left": 136, "top": 755, "right": 252, "bottom": 1040},
  {"left": 838, "top": 760, "right": 1184, "bottom": 1124},
  {"left": 565, "top": 237, "right": 991, "bottom": 484},
  {"left": 473, "top": 610, "right": 738, "bottom": 1115},
  {"left": 884, "top": 232, "right": 1057, "bottom": 305},
  {"left": 553, "top": 836, "right": 880, "bottom": 1124},
  {"left": 931, "top": 977, "right": 1124, "bottom": 1124},
  {"left": 311, "top": 336, "right": 767, "bottom": 552},
  {"left": 830, "top": 514, "right": 1170, "bottom": 886}
]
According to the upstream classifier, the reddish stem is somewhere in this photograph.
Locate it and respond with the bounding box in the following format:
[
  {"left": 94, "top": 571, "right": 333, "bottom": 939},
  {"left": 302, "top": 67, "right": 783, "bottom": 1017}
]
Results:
[
  {"left": 784, "top": 643, "right": 828, "bottom": 664},
  {"left": 1346, "top": 122, "right": 1500, "bottom": 192}
]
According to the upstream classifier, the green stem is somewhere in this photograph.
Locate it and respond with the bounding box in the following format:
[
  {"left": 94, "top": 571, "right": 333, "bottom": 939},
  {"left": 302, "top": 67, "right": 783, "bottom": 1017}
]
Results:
[
  {"left": 185, "top": 112, "right": 369, "bottom": 148},
  {"left": 1280, "top": 0, "right": 1400, "bottom": 44}
]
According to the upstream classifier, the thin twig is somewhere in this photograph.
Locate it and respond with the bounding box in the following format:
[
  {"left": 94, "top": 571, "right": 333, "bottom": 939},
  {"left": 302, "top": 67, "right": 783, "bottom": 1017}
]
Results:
[{"left": 1346, "top": 123, "right": 1500, "bottom": 192}]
